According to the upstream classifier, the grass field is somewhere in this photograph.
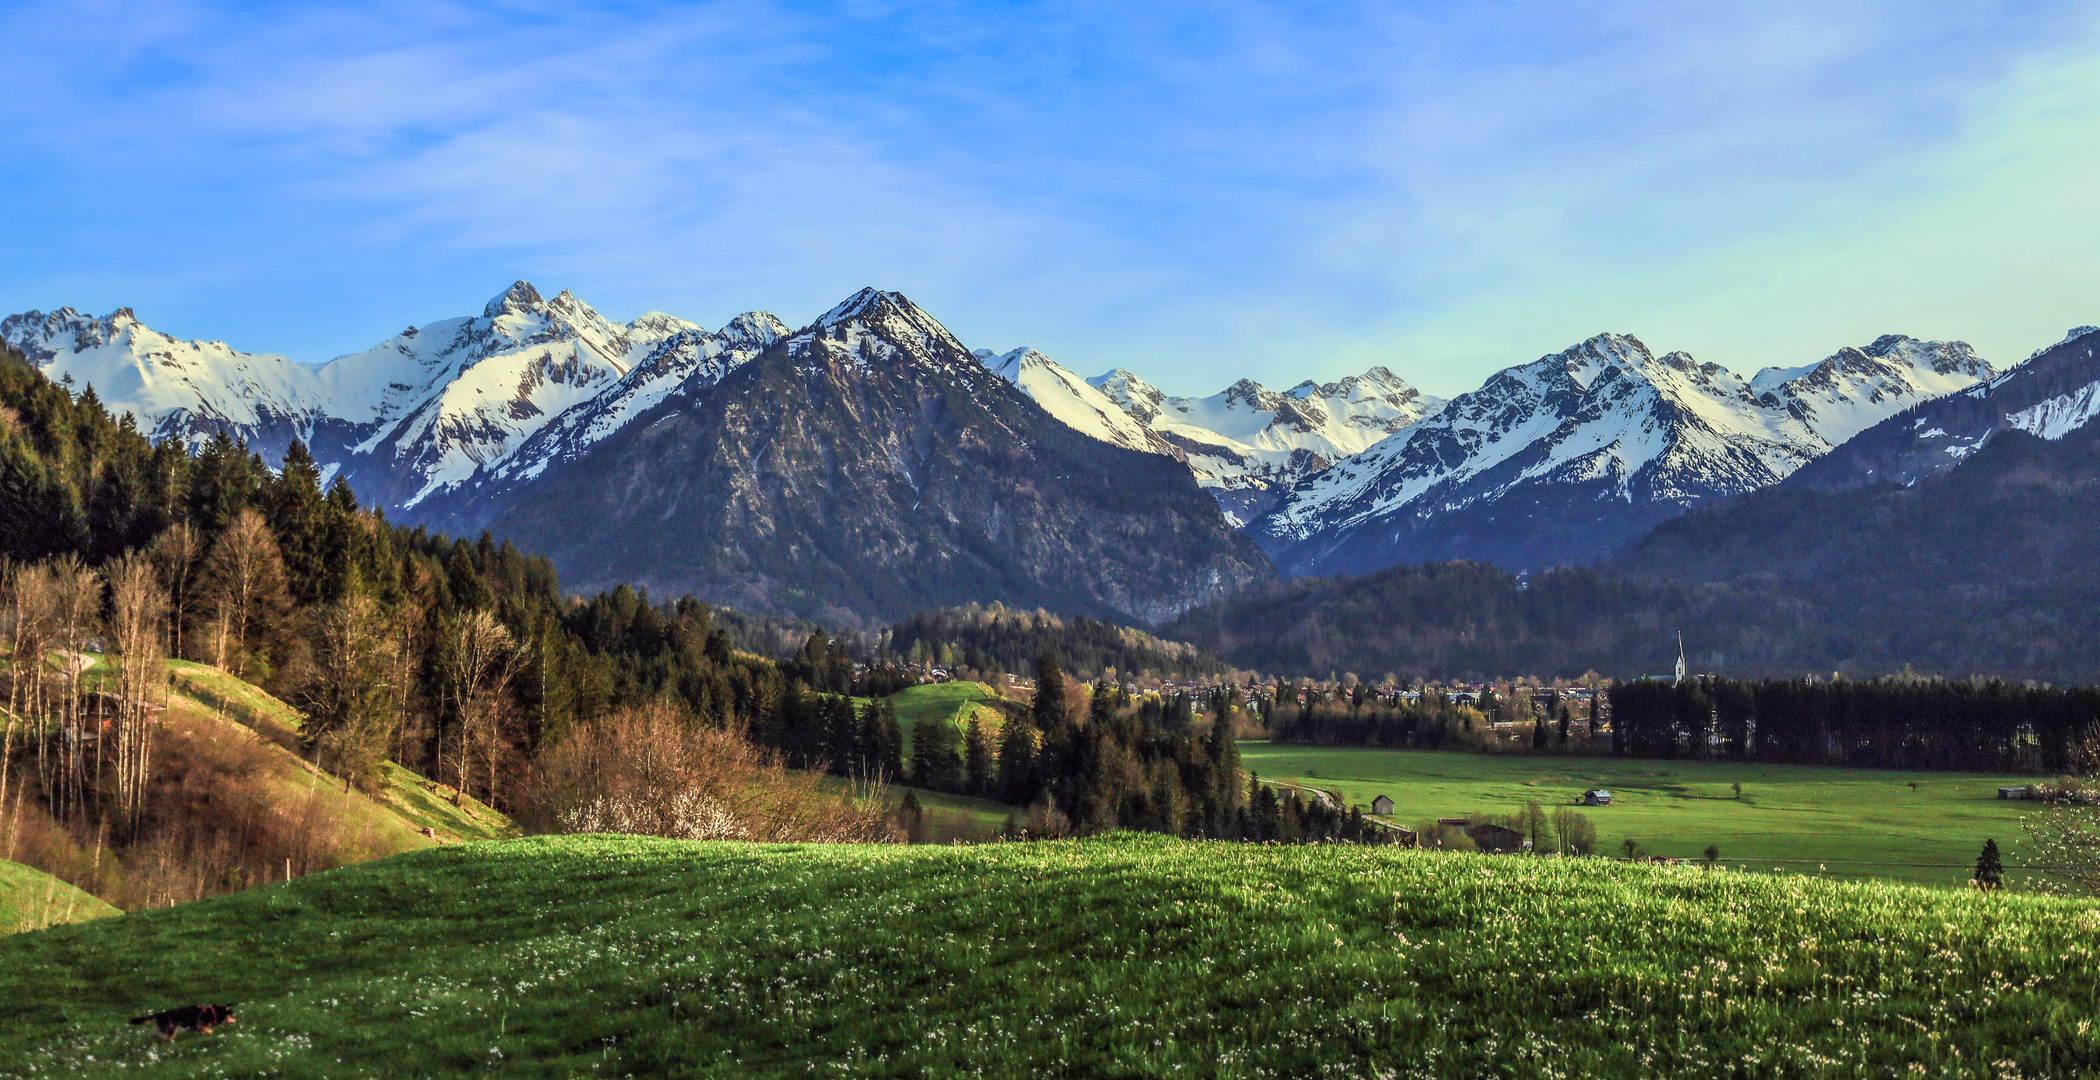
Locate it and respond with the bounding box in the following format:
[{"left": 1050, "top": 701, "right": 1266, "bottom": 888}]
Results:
[
  {"left": 884, "top": 682, "right": 1019, "bottom": 756},
  {"left": 1242, "top": 743, "right": 2053, "bottom": 887},
  {"left": 0, "top": 860, "right": 117, "bottom": 934},
  {"left": 0, "top": 834, "right": 2094, "bottom": 1078},
  {"left": 166, "top": 660, "right": 306, "bottom": 734}
]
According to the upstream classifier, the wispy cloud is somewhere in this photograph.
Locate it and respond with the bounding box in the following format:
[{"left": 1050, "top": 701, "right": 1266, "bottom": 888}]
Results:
[{"left": 1, "top": 1, "right": 2094, "bottom": 394}]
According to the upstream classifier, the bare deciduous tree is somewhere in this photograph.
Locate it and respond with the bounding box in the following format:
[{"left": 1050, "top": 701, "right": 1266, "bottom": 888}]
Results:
[
  {"left": 149, "top": 523, "right": 201, "bottom": 663},
  {"left": 106, "top": 553, "right": 168, "bottom": 833},
  {"left": 444, "top": 610, "right": 520, "bottom": 807},
  {"left": 2024, "top": 728, "right": 2100, "bottom": 894},
  {"left": 526, "top": 701, "right": 894, "bottom": 843},
  {"left": 203, "top": 510, "right": 285, "bottom": 677},
  {"left": 302, "top": 596, "right": 400, "bottom": 793},
  {"left": 45, "top": 557, "right": 100, "bottom": 826}
]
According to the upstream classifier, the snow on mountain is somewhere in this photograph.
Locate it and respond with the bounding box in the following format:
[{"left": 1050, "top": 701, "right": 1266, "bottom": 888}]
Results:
[
  {"left": 1788, "top": 326, "right": 2100, "bottom": 493},
  {"left": 1255, "top": 334, "right": 1838, "bottom": 576},
  {"left": 1750, "top": 335, "right": 1994, "bottom": 447},
  {"left": 1086, "top": 366, "right": 1443, "bottom": 525},
  {"left": 484, "top": 311, "right": 788, "bottom": 486},
  {"left": 316, "top": 282, "right": 718, "bottom": 508},
  {"left": 439, "top": 286, "right": 1271, "bottom": 626},
  {"left": 0, "top": 306, "right": 329, "bottom": 447},
  {"left": 974, "top": 347, "right": 1175, "bottom": 458}
]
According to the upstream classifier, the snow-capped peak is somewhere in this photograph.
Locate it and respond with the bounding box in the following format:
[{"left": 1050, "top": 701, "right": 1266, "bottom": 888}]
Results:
[
  {"left": 1751, "top": 335, "right": 1993, "bottom": 446},
  {"left": 484, "top": 280, "right": 543, "bottom": 318},
  {"left": 1074, "top": 363, "right": 1444, "bottom": 525},
  {"left": 792, "top": 289, "right": 973, "bottom": 374},
  {"left": 0, "top": 305, "right": 328, "bottom": 448},
  {"left": 973, "top": 347, "right": 1174, "bottom": 459},
  {"left": 1253, "top": 329, "right": 1998, "bottom": 578}
]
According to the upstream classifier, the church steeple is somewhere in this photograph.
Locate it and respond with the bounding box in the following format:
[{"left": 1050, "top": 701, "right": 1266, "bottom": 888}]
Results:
[{"left": 1673, "top": 631, "right": 1686, "bottom": 687}]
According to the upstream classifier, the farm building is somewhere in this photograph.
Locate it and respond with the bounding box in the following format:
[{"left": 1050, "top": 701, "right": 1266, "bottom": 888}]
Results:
[
  {"left": 1467, "top": 823, "right": 1527, "bottom": 853},
  {"left": 1583, "top": 789, "right": 1612, "bottom": 806},
  {"left": 1370, "top": 795, "right": 1394, "bottom": 816},
  {"left": 1998, "top": 786, "right": 2032, "bottom": 800}
]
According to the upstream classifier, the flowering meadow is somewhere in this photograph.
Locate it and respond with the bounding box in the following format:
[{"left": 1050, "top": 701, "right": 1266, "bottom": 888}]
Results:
[{"left": 0, "top": 833, "right": 2093, "bottom": 1078}]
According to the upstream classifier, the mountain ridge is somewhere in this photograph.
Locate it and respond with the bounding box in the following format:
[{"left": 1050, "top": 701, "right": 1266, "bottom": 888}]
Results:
[{"left": 1249, "top": 331, "right": 1995, "bottom": 577}]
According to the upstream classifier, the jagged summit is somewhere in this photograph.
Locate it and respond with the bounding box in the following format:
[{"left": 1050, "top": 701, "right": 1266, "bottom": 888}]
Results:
[
  {"left": 974, "top": 346, "right": 1176, "bottom": 458},
  {"left": 1078, "top": 361, "right": 1444, "bottom": 525},
  {"left": 484, "top": 280, "right": 544, "bottom": 318},
  {"left": 0, "top": 304, "right": 327, "bottom": 449},
  {"left": 1252, "top": 329, "right": 1998, "bottom": 577},
  {"left": 4, "top": 284, "right": 2049, "bottom": 609},
  {"left": 1787, "top": 326, "right": 2100, "bottom": 493}
]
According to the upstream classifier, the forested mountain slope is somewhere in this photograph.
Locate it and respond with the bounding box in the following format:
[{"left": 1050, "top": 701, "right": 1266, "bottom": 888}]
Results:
[
  {"left": 1172, "top": 410, "right": 2100, "bottom": 683},
  {"left": 1614, "top": 420, "right": 2100, "bottom": 677}
]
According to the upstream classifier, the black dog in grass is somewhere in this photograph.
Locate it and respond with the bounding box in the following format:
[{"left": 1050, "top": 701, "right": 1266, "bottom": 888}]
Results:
[{"left": 130, "top": 1004, "right": 237, "bottom": 1040}]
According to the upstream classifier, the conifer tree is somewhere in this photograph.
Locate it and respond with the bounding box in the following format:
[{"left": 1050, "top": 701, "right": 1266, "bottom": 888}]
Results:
[
  {"left": 997, "top": 719, "right": 1039, "bottom": 804},
  {"left": 963, "top": 716, "right": 992, "bottom": 796},
  {"left": 878, "top": 702, "right": 905, "bottom": 781},
  {"left": 1974, "top": 838, "right": 2004, "bottom": 890},
  {"left": 1032, "top": 653, "right": 1068, "bottom": 736}
]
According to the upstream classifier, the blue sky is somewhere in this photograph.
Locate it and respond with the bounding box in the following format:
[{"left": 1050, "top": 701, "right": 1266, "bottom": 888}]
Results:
[{"left": 2, "top": 1, "right": 2097, "bottom": 397}]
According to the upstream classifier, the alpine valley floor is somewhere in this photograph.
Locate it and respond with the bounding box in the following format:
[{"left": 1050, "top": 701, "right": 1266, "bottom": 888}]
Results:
[
  {"left": 0, "top": 834, "right": 2094, "bottom": 1078},
  {"left": 1240, "top": 744, "right": 2051, "bottom": 887}
]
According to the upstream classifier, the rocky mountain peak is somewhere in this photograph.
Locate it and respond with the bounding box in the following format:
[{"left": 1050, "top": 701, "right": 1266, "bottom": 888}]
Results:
[
  {"left": 797, "top": 288, "right": 972, "bottom": 374},
  {"left": 483, "top": 281, "right": 545, "bottom": 319},
  {"left": 720, "top": 312, "right": 790, "bottom": 350},
  {"left": 1088, "top": 368, "right": 1165, "bottom": 424}
]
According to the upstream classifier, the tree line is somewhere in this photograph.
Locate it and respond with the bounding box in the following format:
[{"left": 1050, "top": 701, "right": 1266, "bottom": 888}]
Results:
[
  {"left": 899, "top": 655, "right": 1397, "bottom": 844},
  {"left": 891, "top": 603, "right": 1232, "bottom": 682},
  {"left": 1607, "top": 676, "right": 2100, "bottom": 773}
]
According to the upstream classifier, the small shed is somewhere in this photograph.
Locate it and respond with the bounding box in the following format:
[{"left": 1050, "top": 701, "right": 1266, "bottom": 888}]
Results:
[
  {"left": 1467, "top": 823, "right": 1527, "bottom": 853},
  {"left": 1998, "top": 786, "right": 2031, "bottom": 800},
  {"left": 1370, "top": 795, "right": 1394, "bottom": 816},
  {"left": 1583, "top": 789, "right": 1612, "bottom": 806}
]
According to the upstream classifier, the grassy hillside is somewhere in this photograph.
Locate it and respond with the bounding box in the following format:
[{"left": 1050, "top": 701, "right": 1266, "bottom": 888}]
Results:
[
  {"left": 885, "top": 681, "right": 1017, "bottom": 756},
  {"left": 1243, "top": 744, "right": 2049, "bottom": 886},
  {"left": 159, "top": 662, "right": 514, "bottom": 851},
  {"left": 0, "top": 655, "right": 515, "bottom": 910},
  {"left": 0, "top": 860, "right": 117, "bottom": 934},
  {"left": 0, "top": 834, "right": 2093, "bottom": 1078}
]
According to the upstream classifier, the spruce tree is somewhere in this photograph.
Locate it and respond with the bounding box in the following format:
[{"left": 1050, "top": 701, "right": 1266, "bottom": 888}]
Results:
[
  {"left": 1032, "top": 653, "right": 1068, "bottom": 736},
  {"left": 963, "top": 716, "right": 992, "bottom": 796},
  {"left": 878, "top": 702, "right": 905, "bottom": 780},
  {"left": 997, "top": 720, "right": 1039, "bottom": 804},
  {"left": 1974, "top": 838, "right": 2004, "bottom": 891}
]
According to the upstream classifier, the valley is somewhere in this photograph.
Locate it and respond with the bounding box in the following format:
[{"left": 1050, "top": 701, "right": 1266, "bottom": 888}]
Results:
[{"left": 1239, "top": 744, "right": 2048, "bottom": 887}]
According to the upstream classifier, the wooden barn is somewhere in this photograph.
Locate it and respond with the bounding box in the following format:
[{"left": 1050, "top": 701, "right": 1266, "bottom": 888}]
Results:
[{"left": 1370, "top": 795, "right": 1394, "bottom": 816}]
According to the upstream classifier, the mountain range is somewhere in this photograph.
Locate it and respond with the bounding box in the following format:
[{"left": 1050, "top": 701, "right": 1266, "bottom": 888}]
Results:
[
  {"left": 1244, "top": 332, "right": 1996, "bottom": 576},
  {"left": 9, "top": 282, "right": 2098, "bottom": 634}
]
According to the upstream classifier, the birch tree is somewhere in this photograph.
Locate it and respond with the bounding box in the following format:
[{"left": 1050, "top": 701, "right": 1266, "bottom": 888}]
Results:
[{"left": 106, "top": 553, "right": 167, "bottom": 833}]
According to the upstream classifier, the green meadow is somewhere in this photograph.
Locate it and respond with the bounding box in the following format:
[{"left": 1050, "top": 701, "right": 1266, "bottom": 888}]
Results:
[
  {"left": 0, "top": 834, "right": 2094, "bottom": 1078},
  {"left": 1241, "top": 743, "right": 2051, "bottom": 886},
  {"left": 884, "top": 681, "right": 1017, "bottom": 756},
  {"left": 0, "top": 860, "right": 117, "bottom": 935}
]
